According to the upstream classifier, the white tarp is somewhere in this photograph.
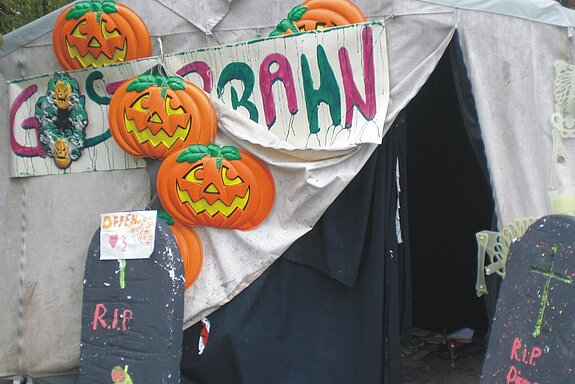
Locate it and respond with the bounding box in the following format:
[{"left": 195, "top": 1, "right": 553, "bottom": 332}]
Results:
[
  {"left": 450, "top": 4, "right": 575, "bottom": 223},
  {"left": 424, "top": 0, "right": 575, "bottom": 27},
  {"left": 4, "top": 0, "right": 575, "bottom": 379}
]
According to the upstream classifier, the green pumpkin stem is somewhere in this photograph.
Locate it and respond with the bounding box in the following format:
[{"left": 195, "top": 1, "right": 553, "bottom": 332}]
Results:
[
  {"left": 66, "top": 0, "right": 118, "bottom": 20},
  {"left": 157, "top": 210, "right": 174, "bottom": 226},
  {"left": 126, "top": 74, "right": 185, "bottom": 100},
  {"left": 176, "top": 144, "right": 242, "bottom": 170},
  {"left": 269, "top": 5, "right": 307, "bottom": 36}
]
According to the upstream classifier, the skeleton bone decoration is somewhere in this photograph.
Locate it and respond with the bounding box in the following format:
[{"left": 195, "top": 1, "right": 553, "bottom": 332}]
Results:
[
  {"left": 550, "top": 60, "right": 575, "bottom": 190},
  {"left": 475, "top": 216, "right": 538, "bottom": 297}
]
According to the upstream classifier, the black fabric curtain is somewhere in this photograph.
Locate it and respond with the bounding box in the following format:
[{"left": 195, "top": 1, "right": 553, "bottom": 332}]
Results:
[
  {"left": 448, "top": 32, "right": 499, "bottom": 334},
  {"left": 448, "top": 33, "right": 490, "bottom": 186},
  {"left": 405, "top": 33, "right": 493, "bottom": 337},
  {"left": 178, "top": 31, "right": 494, "bottom": 384},
  {"left": 180, "top": 117, "right": 409, "bottom": 384}
]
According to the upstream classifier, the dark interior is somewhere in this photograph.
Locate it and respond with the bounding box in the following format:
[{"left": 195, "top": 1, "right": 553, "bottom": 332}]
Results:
[{"left": 404, "top": 49, "right": 494, "bottom": 338}]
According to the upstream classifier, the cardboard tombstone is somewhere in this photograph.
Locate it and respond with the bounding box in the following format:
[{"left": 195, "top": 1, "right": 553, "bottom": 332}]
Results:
[
  {"left": 80, "top": 216, "right": 184, "bottom": 384},
  {"left": 480, "top": 215, "right": 575, "bottom": 384}
]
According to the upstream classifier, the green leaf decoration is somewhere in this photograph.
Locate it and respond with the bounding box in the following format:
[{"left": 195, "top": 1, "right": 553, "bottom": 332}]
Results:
[
  {"left": 176, "top": 143, "right": 242, "bottom": 169},
  {"left": 66, "top": 0, "right": 118, "bottom": 19},
  {"left": 220, "top": 146, "right": 242, "bottom": 161},
  {"left": 269, "top": 18, "right": 291, "bottom": 36},
  {"left": 207, "top": 143, "right": 222, "bottom": 157},
  {"left": 287, "top": 5, "right": 307, "bottom": 22},
  {"left": 269, "top": 5, "right": 307, "bottom": 36},
  {"left": 101, "top": 0, "right": 118, "bottom": 14},
  {"left": 127, "top": 75, "right": 186, "bottom": 92},
  {"left": 89, "top": 1, "right": 103, "bottom": 12},
  {"left": 166, "top": 77, "right": 186, "bottom": 90},
  {"left": 127, "top": 75, "right": 158, "bottom": 92},
  {"left": 217, "top": 145, "right": 241, "bottom": 170},
  {"left": 65, "top": 2, "right": 93, "bottom": 20},
  {"left": 177, "top": 144, "right": 212, "bottom": 163},
  {"left": 276, "top": 19, "right": 291, "bottom": 33},
  {"left": 157, "top": 211, "right": 174, "bottom": 226}
]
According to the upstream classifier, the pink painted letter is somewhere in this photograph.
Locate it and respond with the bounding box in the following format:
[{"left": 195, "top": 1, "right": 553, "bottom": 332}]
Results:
[
  {"left": 10, "top": 85, "right": 46, "bottom": 157},
  {"left": 259, "top": 53, "right": 298, "bottom": 128},
  {"left": 177, "top": 61, "right": 212, "bottom": 93},
  {"left": 338, "top": 26, "right": 376, "bottom": 128}
]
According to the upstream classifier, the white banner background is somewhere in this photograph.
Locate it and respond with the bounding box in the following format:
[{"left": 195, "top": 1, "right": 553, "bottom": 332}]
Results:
[{"left": 8, "top": 22, "right": 388, "bottom": 177}]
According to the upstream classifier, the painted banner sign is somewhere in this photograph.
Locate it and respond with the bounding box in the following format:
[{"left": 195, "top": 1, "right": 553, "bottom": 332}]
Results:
[
  {"left": 480, "top": 215, "right": 575, "bottom": 384},
  {"left": 7, "top": 21, "right": 389, "bottom": 177}
]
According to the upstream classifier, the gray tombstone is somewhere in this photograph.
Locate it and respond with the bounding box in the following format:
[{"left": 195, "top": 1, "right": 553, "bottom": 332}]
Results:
[
  {"left": 79, "top": 218, "right": 184, "bottom": 384},
  {"left": 481, "top": 215, "right": 575, "bottom": 384}
]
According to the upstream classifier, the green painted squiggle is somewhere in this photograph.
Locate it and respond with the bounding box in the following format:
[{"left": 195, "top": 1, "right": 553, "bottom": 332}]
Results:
[
  {"left": 531, "top": 245, "right": 572, "bottom": 337},
  {"left": 118, "top": 259, "right": 126, "bottom": 289}
]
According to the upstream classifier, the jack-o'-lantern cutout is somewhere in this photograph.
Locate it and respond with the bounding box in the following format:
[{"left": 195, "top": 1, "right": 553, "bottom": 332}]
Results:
[
  {"left": 157, "top": 144, "right": 275, "bottom": 230},
  {"left": 270, "top": 0, "right": 366, "bottom": 36},
  {"left": 109, "top": 74, "right": 217, "bottom": 159},
  {"left": 158, "top": 211, "right": 203, "bottom": 288},
  {"left": 53, "top": 138, "right": 72, "bottom": 169},
  {"left": 53, "top": 0, "right": 151, "bottom": 70},
  {"left": 54, "top": 80, "right": 72, "bottom": 109}
]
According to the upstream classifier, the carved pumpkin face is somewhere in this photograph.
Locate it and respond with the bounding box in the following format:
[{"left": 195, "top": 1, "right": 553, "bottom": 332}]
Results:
[
  {"left": 53, "top": 138, "right": 72, "bottom": 169},
  {"left": 157, "top": 144, "right": 275, "bottom": 230},
  {"left": 124, "top": 87, "right": 194, "bottom": 150},
  {"left": 53, "top": 0, "right": 151, "bottom": 70},
  {"left": 54, "top": 80, "right": 72, "bottom": 110},
  {"left": 65, "top": 12, "right": 127, "bottom": 67},
  {"left": 109, "top": 75, "right": 217, "bottom": 159}
]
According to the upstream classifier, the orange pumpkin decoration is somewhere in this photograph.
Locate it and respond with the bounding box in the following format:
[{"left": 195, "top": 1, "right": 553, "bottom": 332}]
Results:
[
  {"left": 157, "top": 144, "right": 275, "bottom": 230},
  {"left": 109, "top": 74, "right": 217, "bottom": 159},
  {"left": 270, "top": 0, "right": 366, "bottom": 35},
  {"left": 158, "top": 211, "right": 203, "bottom": 288},
  {"left": 53, "top": 138, "right": 72, "bottom": 169},
  {"left": 53, "top": 0, "right": 151, "bottom": 70}
]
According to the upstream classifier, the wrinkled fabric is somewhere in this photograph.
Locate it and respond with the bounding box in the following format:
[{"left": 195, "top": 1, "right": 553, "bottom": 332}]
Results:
[
  {"left": 456, "top": 9, "right": 574, "bottom": 227},
  {"left": 0, "top": 0, "right": 453, "bottom": 377},
  {"left": 180, "top": 120, "right": 406, "bottom": 384},
  {"left": 4, "top": 0, "right": 573, "bottom": 378},
  {"left": 152, "top": 0, "right": 233, "bottom": 35},
  {"left": 423, "top": 0, "right": 575, "bottom": 27}
]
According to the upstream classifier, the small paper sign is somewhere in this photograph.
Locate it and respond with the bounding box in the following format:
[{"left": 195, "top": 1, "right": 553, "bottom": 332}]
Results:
[{"left": 100, "top": 211, "right": 156, "bottom": 260}]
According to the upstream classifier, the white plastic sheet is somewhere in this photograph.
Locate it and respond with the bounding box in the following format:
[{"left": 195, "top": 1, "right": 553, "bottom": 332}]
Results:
[{"left": 8, "top": 0, "right": 573, "bottom": 378}]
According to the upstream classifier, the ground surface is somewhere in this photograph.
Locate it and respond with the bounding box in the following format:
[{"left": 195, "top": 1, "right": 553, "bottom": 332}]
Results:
[{"left": 400, "top": 339, "right": 485, "bottom": 384}]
